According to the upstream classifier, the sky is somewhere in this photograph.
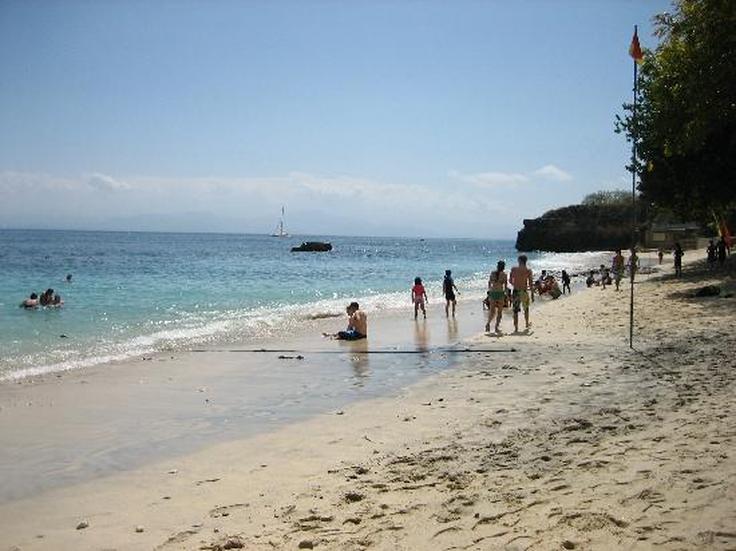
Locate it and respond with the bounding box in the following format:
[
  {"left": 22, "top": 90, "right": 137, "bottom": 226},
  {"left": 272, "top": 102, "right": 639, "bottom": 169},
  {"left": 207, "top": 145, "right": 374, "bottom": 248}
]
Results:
[{"left": 0, "top": 0, "right": 672, "bottom": 238}]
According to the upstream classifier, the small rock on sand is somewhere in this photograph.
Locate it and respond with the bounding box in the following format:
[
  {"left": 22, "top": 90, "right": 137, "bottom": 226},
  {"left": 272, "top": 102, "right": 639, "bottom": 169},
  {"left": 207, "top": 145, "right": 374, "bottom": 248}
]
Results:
[
  {"left": 344, "top": 491, "right": 364, "bottom": 503},
  {"left": 76, "top": 520, "right": 89, "bottom": 530},
  {"left": 135, "top": 525, "right": 144, "bottom": 533},
  {"left": 562, "top": 540, "right": 576, "bottom": 549},
  {"left": 222, "top": 538, "right": 244, "bottom": 549},
  {"left": 298, "top": 540, "right": 314, "bottom": 549}
]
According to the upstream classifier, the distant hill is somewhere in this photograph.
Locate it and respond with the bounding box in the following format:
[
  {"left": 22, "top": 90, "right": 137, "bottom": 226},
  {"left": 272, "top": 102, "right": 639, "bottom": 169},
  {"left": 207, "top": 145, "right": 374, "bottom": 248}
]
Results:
[{"left": 515, "top": 202, "right": 634, "bottom": 252}]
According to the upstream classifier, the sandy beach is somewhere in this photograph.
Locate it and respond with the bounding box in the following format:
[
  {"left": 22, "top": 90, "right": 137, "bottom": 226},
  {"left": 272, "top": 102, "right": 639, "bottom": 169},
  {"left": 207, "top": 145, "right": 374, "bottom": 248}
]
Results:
[{"left": 1, "top": 251, "right": 735, "bottom": 550}]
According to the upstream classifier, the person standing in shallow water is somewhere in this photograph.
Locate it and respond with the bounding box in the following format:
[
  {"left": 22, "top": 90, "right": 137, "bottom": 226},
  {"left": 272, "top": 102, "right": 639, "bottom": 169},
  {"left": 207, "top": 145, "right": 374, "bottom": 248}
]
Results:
[
  {"left": 673, "top": 242, "right": 684, "bottom": 277},
  {"left": 509, "top": 255, "right": 534, "bottom": 333},
  {"left": 485, "top": 260, "right": 507, "bottom": 334},
  {"left": 442, "top": 270, "right": 459, "bottom": 317},
  {"left": 411, "top": 277, "right": 428, "bottom": 320}
]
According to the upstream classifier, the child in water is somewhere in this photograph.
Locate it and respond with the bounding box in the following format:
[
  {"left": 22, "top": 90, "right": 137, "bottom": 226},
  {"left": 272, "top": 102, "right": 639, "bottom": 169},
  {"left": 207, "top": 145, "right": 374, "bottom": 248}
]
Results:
[{"left": 411, "top": 277, "right": 428, "bottom": 320}]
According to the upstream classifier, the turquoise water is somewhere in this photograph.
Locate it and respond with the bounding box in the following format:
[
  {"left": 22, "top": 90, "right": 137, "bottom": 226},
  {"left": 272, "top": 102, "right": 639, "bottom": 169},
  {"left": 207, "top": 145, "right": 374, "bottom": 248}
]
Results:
[{"left": 0, "top": 230, "right": 607, "bottom": 380}]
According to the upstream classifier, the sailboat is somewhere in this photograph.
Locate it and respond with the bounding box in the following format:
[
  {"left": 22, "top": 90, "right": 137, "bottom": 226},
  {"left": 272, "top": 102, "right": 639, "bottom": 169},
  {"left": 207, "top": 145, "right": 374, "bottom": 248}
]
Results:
[{"left": 271, "top": 206, "right": 290, "bottom": 238}]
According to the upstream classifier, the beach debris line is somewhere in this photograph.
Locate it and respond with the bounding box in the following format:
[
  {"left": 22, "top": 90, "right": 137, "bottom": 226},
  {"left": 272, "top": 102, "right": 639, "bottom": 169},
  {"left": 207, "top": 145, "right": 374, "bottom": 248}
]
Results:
[{"left": 192, "top": 347, "right": 517, "bottom": 355}]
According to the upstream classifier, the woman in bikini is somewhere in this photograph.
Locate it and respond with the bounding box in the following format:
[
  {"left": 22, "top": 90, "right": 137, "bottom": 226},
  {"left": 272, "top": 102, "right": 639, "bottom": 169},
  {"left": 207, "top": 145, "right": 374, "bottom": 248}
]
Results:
[{"left": 485, "top": 260, "right": 507, "bottom": 333}]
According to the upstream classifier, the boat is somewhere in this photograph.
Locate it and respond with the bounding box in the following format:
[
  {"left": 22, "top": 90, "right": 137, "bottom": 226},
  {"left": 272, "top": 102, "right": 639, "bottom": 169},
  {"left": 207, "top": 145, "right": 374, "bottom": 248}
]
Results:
[
  {"left": 271, "top": 206, "right": 289, "bottom": 238},
  {"left": 291, "top": 241, "right": 333, "bottom": 252}
]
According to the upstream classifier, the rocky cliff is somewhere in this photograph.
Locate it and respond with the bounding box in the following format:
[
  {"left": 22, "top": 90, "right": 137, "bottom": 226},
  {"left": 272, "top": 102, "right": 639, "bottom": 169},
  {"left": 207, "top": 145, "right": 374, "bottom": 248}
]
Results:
[{"left": 515, "top": 204, "right": 634, "bottom": 252}]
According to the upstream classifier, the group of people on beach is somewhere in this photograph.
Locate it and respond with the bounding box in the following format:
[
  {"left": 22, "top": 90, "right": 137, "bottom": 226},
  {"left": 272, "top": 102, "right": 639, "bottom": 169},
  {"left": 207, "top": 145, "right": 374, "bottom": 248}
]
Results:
[
  {"left": 586, "top": 248, "right": 639, "bottom": 291},
  {"left": 326, "top": 238, "right": 731, "bottom": 342},
  {"left": 706, "top": 238, "right": 730, "bottom": 271},
  {"left": 330, "top": 256, "right": 540, "bottom": 340}
]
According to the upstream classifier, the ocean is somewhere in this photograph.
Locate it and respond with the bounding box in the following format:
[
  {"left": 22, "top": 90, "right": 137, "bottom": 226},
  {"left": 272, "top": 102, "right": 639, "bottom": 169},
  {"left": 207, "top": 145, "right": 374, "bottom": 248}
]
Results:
[{"left": 0, "top": 230, "right": 610, "bottom": 381}]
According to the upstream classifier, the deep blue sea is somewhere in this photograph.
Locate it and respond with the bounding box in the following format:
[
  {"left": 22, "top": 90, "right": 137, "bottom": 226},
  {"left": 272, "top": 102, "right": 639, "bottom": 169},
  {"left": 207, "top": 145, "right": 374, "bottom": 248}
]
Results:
[{"left": 0, "top": 230, "right": 607, "bottom": 380}]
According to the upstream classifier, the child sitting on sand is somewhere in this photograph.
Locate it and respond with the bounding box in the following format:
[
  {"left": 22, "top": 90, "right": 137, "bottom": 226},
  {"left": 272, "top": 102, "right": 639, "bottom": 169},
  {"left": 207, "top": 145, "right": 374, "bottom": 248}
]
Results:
[{"left": 411, "top": 277, "right": 428, "bottom": 320}]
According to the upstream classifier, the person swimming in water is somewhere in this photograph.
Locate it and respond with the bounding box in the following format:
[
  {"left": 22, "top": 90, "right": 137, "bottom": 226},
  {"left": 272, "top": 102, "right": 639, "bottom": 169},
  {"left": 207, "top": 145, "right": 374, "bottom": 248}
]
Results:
[
  {"left": 21, "top": 292, "right": 39, "bottom": 309},
  {"left": 39, "top": 289, "right": 55, "bottom": 307}
]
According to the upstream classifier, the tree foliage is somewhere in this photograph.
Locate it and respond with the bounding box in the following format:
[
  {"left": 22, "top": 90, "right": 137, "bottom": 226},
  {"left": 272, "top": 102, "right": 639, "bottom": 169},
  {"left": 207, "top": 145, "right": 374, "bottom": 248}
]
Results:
[
  {"left": 615, "top": 0, "right": 736, "bottom": 223},
  {"left": 582, "top": 190, "right": 632, "bottom": 207}
]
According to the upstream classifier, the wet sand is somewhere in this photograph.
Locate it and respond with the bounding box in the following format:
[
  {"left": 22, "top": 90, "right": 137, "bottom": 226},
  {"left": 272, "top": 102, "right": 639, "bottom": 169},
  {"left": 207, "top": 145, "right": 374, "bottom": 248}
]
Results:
[
  {"left": 0, "top": 293, "right": 499, "bottom": 502},
  {"left": 1, "top": 252, "right": 735, "bottom": 550}
]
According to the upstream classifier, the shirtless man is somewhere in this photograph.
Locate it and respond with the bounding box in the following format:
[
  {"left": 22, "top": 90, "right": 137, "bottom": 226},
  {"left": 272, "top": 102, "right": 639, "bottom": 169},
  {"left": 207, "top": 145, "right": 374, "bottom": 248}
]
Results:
[
  {"left": 485, "top": 260, "right": 507, "bottom": 333},
  {"left": 509, "top": 255, "right": 534, "bottom": 333},
  {"left": 332, "top": 302, "right": 367, "bottom": 340}
]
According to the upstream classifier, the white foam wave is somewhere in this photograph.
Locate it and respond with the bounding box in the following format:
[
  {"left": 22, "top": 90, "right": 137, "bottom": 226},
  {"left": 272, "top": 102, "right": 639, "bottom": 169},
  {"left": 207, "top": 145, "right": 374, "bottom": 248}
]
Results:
[{"left": 1, "top": 251, "right": 606, "bottom": 381}]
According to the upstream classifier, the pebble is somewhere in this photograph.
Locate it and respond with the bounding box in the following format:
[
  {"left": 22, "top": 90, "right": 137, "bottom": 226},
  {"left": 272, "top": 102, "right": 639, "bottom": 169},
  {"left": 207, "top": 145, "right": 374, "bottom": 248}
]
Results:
[
  {"left": 222, "top": 538, "right": 244, "bottom": 549},
  {"left": 135, "top": 525, "right": 144, "bottom": 533},
  {"left": 298, "top": 540, "right": 314, "bottom": 549},
  {"left": 167, "top": 469, "right": 178, "bottom": 475},
  {"left": 76, "top": 520, "right": 89, "bottom": 530}
]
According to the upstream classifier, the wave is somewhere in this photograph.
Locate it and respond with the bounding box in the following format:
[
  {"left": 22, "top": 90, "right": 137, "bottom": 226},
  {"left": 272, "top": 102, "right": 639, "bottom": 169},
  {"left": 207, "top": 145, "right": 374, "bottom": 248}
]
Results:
[{"left": 0, "top": 251, "right": 606, "bottom": 382}]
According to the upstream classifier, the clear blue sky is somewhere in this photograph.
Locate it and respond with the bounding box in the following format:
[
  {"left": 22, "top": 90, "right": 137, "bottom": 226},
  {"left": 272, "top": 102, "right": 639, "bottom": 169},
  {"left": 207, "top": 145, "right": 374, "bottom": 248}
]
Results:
[{"left": 0, "top": 0, "right": 671, "bottom": 237}]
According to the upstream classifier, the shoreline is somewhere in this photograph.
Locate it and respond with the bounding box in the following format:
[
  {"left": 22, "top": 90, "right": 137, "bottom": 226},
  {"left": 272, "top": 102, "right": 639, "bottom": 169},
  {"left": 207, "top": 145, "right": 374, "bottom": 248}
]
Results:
[
  {"left": 1, "top": 246, "right": 617, "bottom": 384},
  {"left": 3, "top": 250, "right": 731, "bottom": 550},
  {"left": 0, "top": 284, "right": 571, "bottom": 504}
]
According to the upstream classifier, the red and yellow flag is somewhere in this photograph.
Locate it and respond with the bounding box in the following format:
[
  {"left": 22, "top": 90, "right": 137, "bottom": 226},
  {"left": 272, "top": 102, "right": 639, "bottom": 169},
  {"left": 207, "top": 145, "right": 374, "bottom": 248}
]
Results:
[{"left": 629, "top": 28, "right": 644, "bottom": 63}]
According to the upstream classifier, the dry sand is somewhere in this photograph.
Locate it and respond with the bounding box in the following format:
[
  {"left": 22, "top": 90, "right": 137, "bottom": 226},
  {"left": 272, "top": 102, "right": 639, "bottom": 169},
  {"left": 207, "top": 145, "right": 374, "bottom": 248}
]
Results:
[{"left": 1, "top": 252, "right": 735, "bottom": 550}]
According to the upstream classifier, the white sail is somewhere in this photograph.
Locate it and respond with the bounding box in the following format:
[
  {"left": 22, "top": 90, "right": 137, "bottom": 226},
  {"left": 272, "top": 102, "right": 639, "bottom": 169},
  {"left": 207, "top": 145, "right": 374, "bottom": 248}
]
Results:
[{"left": 271, "top": 206, "right": 289, "bottom": 237}]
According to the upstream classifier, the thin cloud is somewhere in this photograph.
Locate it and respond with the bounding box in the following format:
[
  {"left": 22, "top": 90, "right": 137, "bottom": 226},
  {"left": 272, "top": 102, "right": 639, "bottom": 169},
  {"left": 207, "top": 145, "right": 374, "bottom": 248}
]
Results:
[
  {"left": 0, "top": 170, "right": 512, "bottom": 237},
  {"left": 448, "top": 170, "right": 529, "bottom": 188},
  {"left": 86, "top": 173, "right": 131, "bottom": 192},
  {"left": 532, "top": 164, "right": 572, "bottom": 182},
  {"left": 450, "top": 163, "right": 573, "bottom": 189}
]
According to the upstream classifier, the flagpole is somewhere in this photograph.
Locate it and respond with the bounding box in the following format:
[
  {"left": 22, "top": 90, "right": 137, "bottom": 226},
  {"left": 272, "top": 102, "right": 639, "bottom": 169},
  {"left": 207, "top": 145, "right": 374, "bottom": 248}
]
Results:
[{"left": 629, "top": 24, "right": 638, "bottom": 350}]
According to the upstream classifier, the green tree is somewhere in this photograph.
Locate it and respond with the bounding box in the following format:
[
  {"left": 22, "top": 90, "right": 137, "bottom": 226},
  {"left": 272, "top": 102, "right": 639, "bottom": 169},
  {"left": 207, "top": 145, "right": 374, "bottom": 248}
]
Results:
[
  {"left": 615, "top": 0, "right": 736, "bottom": 224},
  {"left": 582, "top": 190, "right": 631, "bottom": 207}
]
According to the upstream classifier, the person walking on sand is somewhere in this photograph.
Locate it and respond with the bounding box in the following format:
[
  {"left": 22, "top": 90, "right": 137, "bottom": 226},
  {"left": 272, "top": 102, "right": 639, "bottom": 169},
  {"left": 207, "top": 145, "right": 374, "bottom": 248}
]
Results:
[
  {"left": 612, "top": 249, "right": 625, "bottom": 291},
  {"left": 599, "top": 264, "right": 609, "bottom": 290},
  {"left": 411, "top": 277, "right": 428, "bottom": 320},
  {"left": 658, "top": 248, "right": 664, "bottom": 265},
  {"left": 673, "top": 242, "right": 684, "bottom": 277},
  {"left": 509, "top": 255, "right": 534, "bottom": 333},
  {"left": 629, "top": 248, "right": 640, "bottom": 281},
  {"left": 707, "top": 239, "right": 717, "bottom": 270},
  {"left": 442, "top": 270, "right": 459, "bottom": 317},
  {"left": 485, "top": 260, "right": 507, "bottom": 333},
  {"left": 561, "top": 270, "right": 571, "bottom": 295}
]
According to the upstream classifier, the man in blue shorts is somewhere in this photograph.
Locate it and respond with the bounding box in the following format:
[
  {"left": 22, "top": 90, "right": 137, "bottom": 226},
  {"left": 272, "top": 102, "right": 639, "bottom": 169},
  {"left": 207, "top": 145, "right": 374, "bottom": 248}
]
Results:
[{"left": 332, "top": 302, "right": 367, "bottom": 340}]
